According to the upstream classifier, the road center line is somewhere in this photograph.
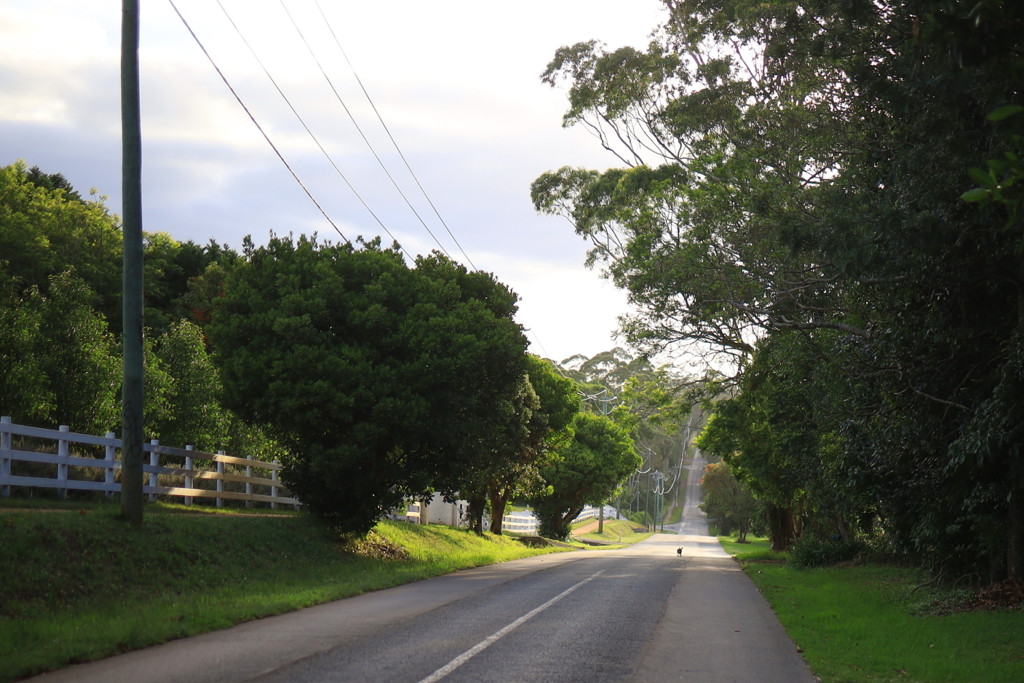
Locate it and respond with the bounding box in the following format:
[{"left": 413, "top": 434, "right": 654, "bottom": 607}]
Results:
[{"left": 414, "top": 570, "right": 605, "bottom": 683}]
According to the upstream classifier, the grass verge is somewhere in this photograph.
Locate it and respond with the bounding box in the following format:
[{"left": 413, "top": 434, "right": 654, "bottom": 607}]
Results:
[
  {"left": 0, "top": 501, "right": 565, "bottom": 682},
  {"left": 716, "top": 533, "right": 1024, "bottom": 682},
  {"left": 665, "top": 503, "right": 683, "bottom": 526},
  {"left": 579, "top": 518, "right": 652, "bottom": 545},
  {"left": 717, "top": 534, "right": 787, "bottom": 563}
]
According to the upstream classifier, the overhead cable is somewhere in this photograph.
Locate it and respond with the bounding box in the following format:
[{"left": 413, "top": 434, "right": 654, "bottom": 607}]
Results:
[
  {"left": 312, "top": 0, "right": 478, "bottom": 271},
  {"left": 278, "top": 0, "right": 456, "bottom": 262},
  {"left": 214, "top": 0, "right": 409, "bottom": 259},
  {"left": 167, "top": 0, "right": 350, "bottom": 244}
]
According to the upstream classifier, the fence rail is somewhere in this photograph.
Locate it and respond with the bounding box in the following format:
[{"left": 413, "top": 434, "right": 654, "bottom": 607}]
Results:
[{"left": 0, "top": 416, "right": 299, "bottom": 509}]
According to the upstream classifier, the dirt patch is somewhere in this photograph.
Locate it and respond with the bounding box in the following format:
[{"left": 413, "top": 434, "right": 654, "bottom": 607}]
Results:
[
  {"left": 345, "top": 530, "right": 411, "bottom": 561},
  {"left": 571, "top": 520, "right": 600, "bottom": 536},
  {"left": 961, "top": 579, "right": 1024, "bottom": 611}
]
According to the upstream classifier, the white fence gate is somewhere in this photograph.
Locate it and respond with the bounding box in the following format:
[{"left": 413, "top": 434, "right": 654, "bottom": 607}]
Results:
[{"left": 0, "top": 416, "right": 299, "bottom": 509}]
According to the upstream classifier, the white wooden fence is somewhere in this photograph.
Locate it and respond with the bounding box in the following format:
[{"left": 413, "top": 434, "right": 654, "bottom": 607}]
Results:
[
  {"left": 500, "top": 505, "right": 601, "bottom": 534},
  {"left": 0, "top": 416, "right": 299, "bottom": 509}
]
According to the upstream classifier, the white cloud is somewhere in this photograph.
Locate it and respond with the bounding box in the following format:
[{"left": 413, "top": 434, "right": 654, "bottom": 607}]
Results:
[
  {"left": 0, "top": 0, "right": 666, "bottom": 364},
  {"left": 476, "top": 249, "right": 629, "bottom": 362}
]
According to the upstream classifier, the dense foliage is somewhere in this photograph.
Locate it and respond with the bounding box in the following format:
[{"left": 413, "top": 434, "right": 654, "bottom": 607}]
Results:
[
  {"left": 534, "top": 0, "right": 1024, "bottom": 580},
  {"left": 207, "top": 235, "right": 531, "bottom": 535},
  {"left": 0, "top": 161, "right": 281, "bottom": 460},
  {"left": 0, "top": 161, "right": 640, "bottom": 536},
  {"left": 532, "top": 412, "right": 641, "bottom": 540},
  {"left": 699, "top": 460, "right": 761, "bottom": 542},
  {"left": 462, "top": 354, "right": 581, "bottom": 534},
  {"left": 556, "top": 347, "right": 702, "bottom": 523}
]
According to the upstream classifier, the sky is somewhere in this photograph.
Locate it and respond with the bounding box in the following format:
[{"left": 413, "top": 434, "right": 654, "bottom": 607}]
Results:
[{"left": 0, "top": 0, "right": 668, "bottom": 363}]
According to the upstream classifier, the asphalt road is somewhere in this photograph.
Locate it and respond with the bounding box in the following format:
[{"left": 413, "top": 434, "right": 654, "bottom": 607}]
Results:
[{"left": 33, "top": 455, "right": 816, "bottom": 683}]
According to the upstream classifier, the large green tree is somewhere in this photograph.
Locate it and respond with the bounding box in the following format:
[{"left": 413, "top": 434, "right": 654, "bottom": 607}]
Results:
[
  {"left": 532, "top": 412, "right": 640, "bottom": 540},
  {"left": 208, "top": 234, "right": 529, "bottom": 535},
  {"left": 0, "top": 270, "right": 119, "bottom": 434},
  {"left": 533, "top": 0, "right": 1024, "bottom": 579},
  {"left": 152, "top": 320, "right": 228, "bottom": 453},
  {"left": 471, "top": 355, "right": 580, "bottom": 535},
  {"left": 0, "top": 161, "right": 122, "bottom": 327},
  {"left": 699, "top": 460, "right": 760, "bottom": 542}
]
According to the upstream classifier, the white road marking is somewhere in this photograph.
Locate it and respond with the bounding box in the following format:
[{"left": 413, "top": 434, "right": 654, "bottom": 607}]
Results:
[{"left": 414, "top": 570, "right": 605, "bottom": 683}]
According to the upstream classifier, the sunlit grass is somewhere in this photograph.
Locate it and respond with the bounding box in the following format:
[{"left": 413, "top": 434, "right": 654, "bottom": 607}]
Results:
[
  {"left": 746, "top": 563, "right": 1024, "bottom": 683},
  {"left": 714, "top": 529, "right": 1024, "bottom": 682},
  {"left": 717, "top": 533, "right": 787, "bottom": 562},
  {"left": 0, "top": 502, "right": 564, "bottom": 682},
  {"left": 579, "top": 518, "right": 652, "bottom": 545}
]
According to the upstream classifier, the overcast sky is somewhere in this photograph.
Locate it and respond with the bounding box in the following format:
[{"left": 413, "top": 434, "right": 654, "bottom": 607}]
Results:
[{"left": 0, "top": 0, "right": 666, "bottom": 361}]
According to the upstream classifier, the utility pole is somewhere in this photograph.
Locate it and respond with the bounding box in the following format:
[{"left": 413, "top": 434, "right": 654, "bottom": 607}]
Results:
[
  {"left": 120, "top": 0, "right": 145, "bottom": 524},
  {"left": 645, "top": 471, "right": 651, "bottom": 530}
]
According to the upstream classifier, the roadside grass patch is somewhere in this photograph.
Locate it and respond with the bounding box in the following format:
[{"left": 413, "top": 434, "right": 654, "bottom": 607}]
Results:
[
  {"left": 665, "top": 503, "right": 683, "bottom": 525},
  {"left": 579, "top": 518, "right": 652, "bottom": 545},
  {"left": 717, "top": 534, "right": 787, "bottom": 563},
  {"left": 0, "top": 502, "right": 564, "bottom": 682},
  {"left": 715, "top": 534, "right": 1024, "bottom": 682},
  {"left": 745, "top": 563, "right": 1024, "bottom": 683}
]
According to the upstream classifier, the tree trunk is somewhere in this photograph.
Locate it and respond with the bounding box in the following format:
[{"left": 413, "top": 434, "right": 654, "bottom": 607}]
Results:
[
  {"left": 1008, "top": 492, "right": 1024, "bottom": 580},
  {"left": 562, "top": 506, "right": 584, "bottom": 538},
  {"left": 466, "top": 495, "right": 485, "bottom": 535},
  {"left": 767, "top": 502, "right": 796, "bottom": 552},
  {"left": 420, "top": 497, "right": 430, "bottom": 524},
  {"left": 837, "top": 516, "right": 851, "bottom": 543},
  {"left": 1012, "top": 263, "right": 1024, "bottom": 580},
  {"left": 488, "top": 485, "right": 509, "bottom": 535}
]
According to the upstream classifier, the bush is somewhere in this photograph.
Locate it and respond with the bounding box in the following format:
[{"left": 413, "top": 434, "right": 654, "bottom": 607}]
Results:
[{"left": 789, "top": 537, "right": 863, "bottom": 568}]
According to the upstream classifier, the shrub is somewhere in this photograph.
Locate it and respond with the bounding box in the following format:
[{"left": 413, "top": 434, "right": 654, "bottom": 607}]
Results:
[{"left": 789, "top": 537, "right": 863, "bottom": 568}]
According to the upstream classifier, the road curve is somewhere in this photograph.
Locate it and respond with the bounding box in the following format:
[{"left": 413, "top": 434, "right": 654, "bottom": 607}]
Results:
[{"left": 31, "top": 455, "right": 815, "bottom": 683}]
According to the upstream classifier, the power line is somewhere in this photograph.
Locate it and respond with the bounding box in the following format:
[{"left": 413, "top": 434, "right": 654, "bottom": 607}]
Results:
[
  {"left": 278, "top": 0, "right": 457, "bottom": 263},
  {"left": 213, "top": 0, "right": 408, "bottom": 259},
  {"left": 312, "top": 0, "right": 477, "bottom": 271},
  {"left": 168, "top": 0, "right": 350, "bottom": 244},
  {"left": 174, "top": 2, "right": 572, "bottom": 371}
]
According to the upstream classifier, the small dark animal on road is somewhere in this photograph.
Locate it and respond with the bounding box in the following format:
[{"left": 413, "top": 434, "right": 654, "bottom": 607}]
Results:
[{"left": 676, "top": 547, "right": 682, "bottom": 557}]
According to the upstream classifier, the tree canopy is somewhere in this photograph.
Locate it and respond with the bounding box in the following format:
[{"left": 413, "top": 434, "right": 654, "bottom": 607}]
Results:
[
  {"left": 534, "top": 1, "right": 1024, "bottom": 579},
  {"left": 462, "top": 354, "right": 581, "bottom": 535},
  {"left": 532, "top": 411, "right": 640, "bottom": 540},
  {"left": 208, "top": 234, "right": 530, "bottom": 535}
]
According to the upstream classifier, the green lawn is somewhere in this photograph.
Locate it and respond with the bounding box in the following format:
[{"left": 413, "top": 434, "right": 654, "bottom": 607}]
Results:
[
  {"left": 718, "top": 533, "right": 787, "bottom": 562},
  {"left": 716, "top": 533, "right": 1024, "bottom": 682},
  {"left": 0, "top": 500, "right": 565, "bottom": 682}
]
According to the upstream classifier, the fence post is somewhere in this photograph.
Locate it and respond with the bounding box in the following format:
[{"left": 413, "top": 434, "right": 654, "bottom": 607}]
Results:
[
  {"left": 184, "top": 445, "right": 193, "bottom": 506},
  {"left": 270, "top": 460, "right": 279, "bottom": 510},
  {"left": 58, "top": 425, "right": 69, "bottom": 499},
  {"left": 245, "top": 455, "right": 253, "bottom": 509},
  {"left": 216, "top": 451, "right": 225, "bottom": 508},
  {"left": 1, "top": 416, "right": 11, "bottom": 498},
  {"left": 148, "top": 440, "right": 159, "bottom": 503},
  {"left": 104, "top": 432, "right": 116, "bottom": 499}
]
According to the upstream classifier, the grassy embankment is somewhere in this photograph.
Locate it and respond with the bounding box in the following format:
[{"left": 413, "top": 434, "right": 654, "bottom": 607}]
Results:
[
  {"left": 0, "top": 499, "right": 566, "bottom": 683},
  {"left": 718, "top": 533, "right": 1024, "bottom": 683},
  {"left": 578, "top": 518, "right": 653, "bottom": 545}
]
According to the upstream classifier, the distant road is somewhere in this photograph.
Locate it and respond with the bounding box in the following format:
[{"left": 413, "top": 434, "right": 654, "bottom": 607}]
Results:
[{"left": 33, "top": 455, "right": 815, "bottom": 683}]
